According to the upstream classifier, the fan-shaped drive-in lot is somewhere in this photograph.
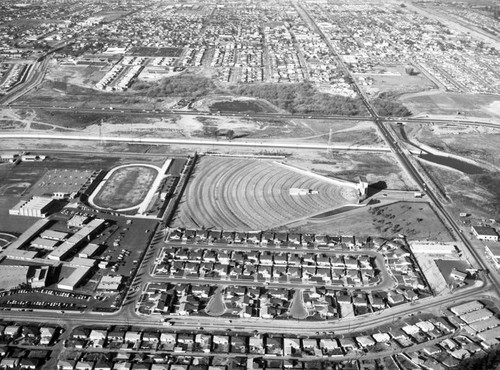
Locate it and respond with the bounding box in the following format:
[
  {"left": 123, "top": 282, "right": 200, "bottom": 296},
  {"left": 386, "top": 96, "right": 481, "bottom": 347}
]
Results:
[{"left": 173, "top": 157, "right": 359, "bottom": 230}]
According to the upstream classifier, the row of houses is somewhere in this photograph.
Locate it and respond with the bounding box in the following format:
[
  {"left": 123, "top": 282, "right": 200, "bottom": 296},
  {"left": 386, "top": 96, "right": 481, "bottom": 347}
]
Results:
[{"left": 168, "top": 229, "right": 361, "bottom": 248}]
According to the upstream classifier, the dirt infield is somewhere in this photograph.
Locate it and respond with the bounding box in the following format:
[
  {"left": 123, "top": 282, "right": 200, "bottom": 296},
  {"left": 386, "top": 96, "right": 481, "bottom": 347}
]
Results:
[
  {"left": 92, "top": 165, "right": 158, "bottom": 210},
  {"left": 172, "top": 156, "right": 360, "bottom": 230}
]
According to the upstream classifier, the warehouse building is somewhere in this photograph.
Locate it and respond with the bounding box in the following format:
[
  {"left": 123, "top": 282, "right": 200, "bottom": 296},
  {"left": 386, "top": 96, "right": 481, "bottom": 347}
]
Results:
[{"left": 472, "top": 226, "right": 499, "bottom": 241}]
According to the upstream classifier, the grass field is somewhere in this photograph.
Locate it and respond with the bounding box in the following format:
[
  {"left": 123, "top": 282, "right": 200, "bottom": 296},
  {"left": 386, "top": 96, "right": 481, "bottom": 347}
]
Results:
[
  {"left": 205, "top": 288, "right": 227, "bottom": 317},
  {"left": 93, "top": 165, "right": 158, "bottom": 210},
  {"left": 285, "top": 201, "right": 454, "bottom": 241},
  {"left": 172, "top": 156, "right": 360, "bottom": 231},
  {"left": 288, "top": 289, "right": 308, "bottom": 320}
]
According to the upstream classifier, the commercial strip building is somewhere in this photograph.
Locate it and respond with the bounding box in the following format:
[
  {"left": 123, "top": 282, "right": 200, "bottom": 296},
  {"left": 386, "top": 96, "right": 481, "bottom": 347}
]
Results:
[{"left": 409, "top": 241, "right": 457, "bottom": 254}]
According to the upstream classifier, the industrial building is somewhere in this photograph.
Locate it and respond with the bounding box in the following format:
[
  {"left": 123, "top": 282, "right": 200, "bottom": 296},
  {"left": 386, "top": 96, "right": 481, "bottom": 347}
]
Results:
[
  {"left": 472, "top": 226, "right": 499, "bottom": 241},
  {"left": 9, "top": 196, "right": 57, "bottom": 218}
]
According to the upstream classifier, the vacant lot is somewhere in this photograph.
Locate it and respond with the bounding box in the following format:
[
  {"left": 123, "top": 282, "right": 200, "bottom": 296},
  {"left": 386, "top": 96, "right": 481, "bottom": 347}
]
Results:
[
  {"left": 400, "top": 122, "right": 500, "bottom": 218},
  {"left": 358, "top": 64, "right": 437, "bottom": 98},
  {"left": 172, "top": 156, "right": 360, "bottom": 230},
  {"left": 400, "top": 92, "right": 500, "bottom": 120},
  {"left": 285, "top": 201, "right": 454, "bottom": 241},
  {"left": 287, "top": 151, "right": 415, "bottom": 191},
  {"left": 93, "top": 165, "right": 158, "bottom": 210}
]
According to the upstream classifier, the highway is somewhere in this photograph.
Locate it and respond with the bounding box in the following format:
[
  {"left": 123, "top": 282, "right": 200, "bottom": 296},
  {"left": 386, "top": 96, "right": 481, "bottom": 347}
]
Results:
[{"left": 0, "top": 132, "right": 390, "bottom": 152}]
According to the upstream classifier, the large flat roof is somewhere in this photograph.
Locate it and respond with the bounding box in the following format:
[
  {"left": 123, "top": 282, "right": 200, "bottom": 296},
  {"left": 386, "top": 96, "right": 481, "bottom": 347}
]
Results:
[
  {"left": 40, "top": 230, "right": 69, "bottom": 241},
  {"left": 48, "top": 219, "right": 105, "bottom": 261},
  {"left": 57, "top": 266, "right": 91, "bottom": 289},
  {"left": 450, "top": 301, "right": 484, "bottom": 316},
  {"left": 31, "top": 237, "right": 58, "bottom": 249},
  {"left": 473, "top": 226, "right": 498, "bottom": 237},
  {"left": 4, "top": 219, "right": 50, "bottom": 253}
]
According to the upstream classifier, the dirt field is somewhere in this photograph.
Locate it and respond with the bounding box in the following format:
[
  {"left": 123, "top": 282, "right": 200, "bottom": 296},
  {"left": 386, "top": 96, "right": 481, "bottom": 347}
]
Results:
[
  {"left": 403, "top": 122, "right": 500, "bottom": 169},
  {"left": 172, "top": 156, "right": 360, "bottom": 231},
  {"left": 286, "top": 150, "right": 416, "bottom": 191},
  {"left": 399, "top": 92, "right": 500, "bottom": 120},
  {"left": 284, "top": 201, "right": 454, "bottom": 241},
  {"left": 358, "top": 64, "right": 437, "bottom": 98},
  {"left": 420, "top": 162, "right": 500, "bottom": 219},
  {"left": 398, "top": 121, "right": 500, "bottom": 218},
  {"left": 93, "top": 165, "right": 158, "bottom": 210}
]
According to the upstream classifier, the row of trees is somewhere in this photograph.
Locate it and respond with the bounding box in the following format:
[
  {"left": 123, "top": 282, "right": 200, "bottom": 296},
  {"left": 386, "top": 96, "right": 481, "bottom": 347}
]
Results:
[
  {"left": 134, "top": 75, "right": 217, "bottom": 98},
  {"left": 371, "top": 92, "right": 412, "bottom": 117}
]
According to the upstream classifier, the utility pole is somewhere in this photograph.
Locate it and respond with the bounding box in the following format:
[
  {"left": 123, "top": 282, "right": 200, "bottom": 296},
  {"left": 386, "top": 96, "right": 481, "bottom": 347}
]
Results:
[{"left": 327, "top": 127, "right": 333, "bottom": 155}]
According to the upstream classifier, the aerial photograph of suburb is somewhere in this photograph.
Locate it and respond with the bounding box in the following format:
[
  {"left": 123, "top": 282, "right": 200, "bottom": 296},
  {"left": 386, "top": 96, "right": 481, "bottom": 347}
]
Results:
[{"left": 1, "top": 0, "right": 500, "bottom": 369}]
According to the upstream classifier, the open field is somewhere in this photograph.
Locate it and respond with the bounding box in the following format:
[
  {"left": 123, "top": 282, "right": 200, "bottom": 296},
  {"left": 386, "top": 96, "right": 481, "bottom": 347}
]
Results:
[
  {"left": 399, "top": 92, "right": 500, "bottom": 120},
  {"left": 172, "top": 156, "right": 360, "bottom": 231},
  {"left": 358, "top": 64, "right": 437, "bottom": 98},
  {"left": 0, "top": 108, "right": 382, "bottom": 144},
  {"left": 403, "top": 122, "right": 500, "bottom": 169},
  {"left": 286, "top": 151, "right": 415, "bottom": 191},
  {"left": 284, "top": 201, "right": 454, "bottom": 241},
  {"left": 420, "top": 161, "right": 500, "bottom": 219},
  {"left": 92, "top": 165, "right": 158, "bottom": 210},
  {"left": 398, "top": 122, "right": 500, "bottom": 218}
]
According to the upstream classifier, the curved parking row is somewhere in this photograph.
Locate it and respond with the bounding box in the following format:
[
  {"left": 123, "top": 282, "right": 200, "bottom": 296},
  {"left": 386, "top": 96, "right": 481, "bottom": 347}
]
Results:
[{"left": 175, "top": 157, "right": 359, "bottom": 230}]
